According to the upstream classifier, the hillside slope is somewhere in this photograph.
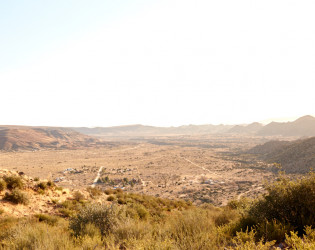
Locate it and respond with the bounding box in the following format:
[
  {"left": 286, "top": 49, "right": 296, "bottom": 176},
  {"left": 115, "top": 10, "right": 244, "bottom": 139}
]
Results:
[
  {"left": 0, "top": 128, "right": 100, "bottom": 151},
  {"left": 247, "top": 137, "right": 315, "bottom": 173},
  {"left": 257, "top": 115, "right": 315, "bottom": 136}
]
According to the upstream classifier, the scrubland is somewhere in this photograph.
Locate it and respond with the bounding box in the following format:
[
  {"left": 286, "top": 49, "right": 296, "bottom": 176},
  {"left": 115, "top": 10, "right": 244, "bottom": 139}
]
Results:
[
  {"left": 0, "top": 136, "right": 275, "bottom": 205},
  {"left": 0, "top": 171, "right": 314, "bottom": 249},
  {"left": 0, "top": 135, "right": 313, "bottom": 249}
]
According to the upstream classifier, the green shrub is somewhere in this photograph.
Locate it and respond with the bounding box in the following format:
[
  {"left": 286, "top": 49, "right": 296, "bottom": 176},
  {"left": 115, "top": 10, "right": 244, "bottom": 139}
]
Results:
[
  {"left": 231, "top": 229, "right": 276, "bottom": 249},
  {"left": 73, "top": 191, "right": 85, "bottom": 201},
  {"left": 254, "top": 219, "right": 294, "bottom": 243},
  {"left": 285, "top": 226, "right": 315, "bottom": 249},
  {"left": 34, "top": 177, "right": 40, "bottom": 181},
  {"left": 3, "top": 175, "right": 23, "bottom": 190},
  {"left": 69, "top": 204, "right": 120, "bottom": 237},
  {"left": 0, "top": 179, "right": 7, "bottom": 192},
  {"left": 247, "top": 173, "right": 315, "bottom": 235},
  {"left": 4, "top": 190, "right": 29, "bottom": 204}
]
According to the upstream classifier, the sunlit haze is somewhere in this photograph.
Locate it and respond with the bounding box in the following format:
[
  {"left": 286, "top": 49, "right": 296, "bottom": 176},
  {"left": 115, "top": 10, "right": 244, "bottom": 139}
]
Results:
[{"left": 1, "top": 0, "right": 314, "bottom": 127}]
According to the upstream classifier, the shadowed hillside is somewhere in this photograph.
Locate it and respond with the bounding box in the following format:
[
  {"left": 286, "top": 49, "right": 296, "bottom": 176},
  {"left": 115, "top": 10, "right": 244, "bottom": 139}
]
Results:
[
  {"left": 257, "top": 115, "right": 315, "bottom": 136},
  {"left": 228, "top": 122, "right": 263, "bottom": 134},
  {"left": 247, "top": 137, "right": 315, "bottom": 173}
]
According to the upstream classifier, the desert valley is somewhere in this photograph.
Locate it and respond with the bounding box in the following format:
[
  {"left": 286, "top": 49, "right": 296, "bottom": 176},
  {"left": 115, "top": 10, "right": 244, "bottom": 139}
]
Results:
[
  {"left": 0, "top": 116, "right": 314, "bottom": 249},
  {"left": 1, "top": 115, "right": 314, "bottom": 206}
]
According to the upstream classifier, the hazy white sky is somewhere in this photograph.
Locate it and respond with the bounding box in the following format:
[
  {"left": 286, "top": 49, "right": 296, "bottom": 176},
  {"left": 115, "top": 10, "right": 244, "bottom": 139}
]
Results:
[{"left": 0, "top": 0, "right": 314, "bottom": 127}]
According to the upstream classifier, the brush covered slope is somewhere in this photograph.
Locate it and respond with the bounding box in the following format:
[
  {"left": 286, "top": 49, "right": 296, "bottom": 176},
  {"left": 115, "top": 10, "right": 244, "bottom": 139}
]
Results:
[
  {"left": 247, "top": 137, "right": 315, "bottom": 173},
  {"left": 0, "top": 168, "right": 314, "bottom": 249},
  {"left": 0, "top": 128, "right": 100, "bottom": 151}
]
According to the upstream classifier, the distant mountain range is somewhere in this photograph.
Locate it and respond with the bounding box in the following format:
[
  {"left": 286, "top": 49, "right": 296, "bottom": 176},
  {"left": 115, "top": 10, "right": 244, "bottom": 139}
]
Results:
[
  {"left": 71, "top": 115, "right": 315, "bottom": 137},
  {"left": 71, "top": 124, "right": 234, "bottom": 137},
  {"left": 0, "top": 128, "right": 101, "bottom": 151},
  {"left": 0, "top": 115, "right": 314, "bottom": 151},
  {"left": 226, "top": 115, "right": 315, "bottom": 136},
  {"left": 247, "top": 136, "right": 315, "bottom": 174}
]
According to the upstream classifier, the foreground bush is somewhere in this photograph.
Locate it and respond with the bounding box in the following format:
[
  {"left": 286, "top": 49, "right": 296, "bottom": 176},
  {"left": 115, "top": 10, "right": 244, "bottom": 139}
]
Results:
[
  {"left": 70, "top": 204, "right": 120, "bottom": 237},
  {"left": 247, "top": 173, "right": 315, "bottom": 235},
  {"left": 3, "top": 176, "right": 23, "bottom": 190},
  {"left": 0, "top": 179, "right": 7, "bottom": 193},
  {"left": 3, "top": 190, "right": 29, "bottom": 205}
]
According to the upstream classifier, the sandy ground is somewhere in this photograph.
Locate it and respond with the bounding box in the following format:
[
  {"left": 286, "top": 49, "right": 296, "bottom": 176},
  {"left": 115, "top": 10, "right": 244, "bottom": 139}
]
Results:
[{"left": 0, "top": 136, "right": 276, "bottom": 206}]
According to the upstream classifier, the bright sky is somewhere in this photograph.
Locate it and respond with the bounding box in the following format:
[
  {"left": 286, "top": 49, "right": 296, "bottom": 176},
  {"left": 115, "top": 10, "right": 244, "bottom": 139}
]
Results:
[{"left": 0, "top": 0, "right": 314, "bottom": 127}]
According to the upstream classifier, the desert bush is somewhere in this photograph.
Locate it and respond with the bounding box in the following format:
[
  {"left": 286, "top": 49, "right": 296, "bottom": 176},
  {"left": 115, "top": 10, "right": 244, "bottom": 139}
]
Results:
[
  {"left": 37, "top": 182, "right": 47, "bottom": 190},
  {"left": 1, "top": 220, "right": 76, "bottom": 249},
  {"left": 166, "top": 208, "right": 216, "bottom": 249},
  {"left": 126, "top": 203, "right": 149, "bottom": 220},
  {"left": 69, "top": 203, "right": 120, "bottom": 237},
  {"left": 231, "top": 229, "right": 276, "bottom": 250},
  {"left": 59, "top": 208, "right": 74, "bottom": 218},
  {"left": 3, "top": 176, "right": 23, "bottom": 190},
  {"left": 73, "top": 191, "right": 85, "bottom": 201},
  {"left": 86, "top": 187, "right": 102, "bottom": 198},
  {"left": 0, "top": 179, "right": 7, "bottom": 193},
  {"left": 107, "top": 195, "right": 115, "bottom": 201},
  {"left": 285, "top": 226, "right": 315, "bottom": 249},
  {"left": 254, "top": 219, "right": 294, "bottom": 243},
  {"left": 214, "top": 208, "right": 239, "bottom": 227},
  {"left": 247, "top": 173, "right": 315, "bottom": 235},
  {"left": 46, "top": 180, "right": 54, "bottom": 187},
  {"left": 117, "top": 198, "right": 126, "bottom": 205},
  {"left": 33, "top": 177, "right": 40, "bottom": 181},
  {"left": 104, "top": 189, "right": 114, "bottom": 195},
  {"left": 3, "top": 190, "right": 29, "bottom": 204},
  {"left": 35, "top": 214, "right": 58, "bottom": 226}
]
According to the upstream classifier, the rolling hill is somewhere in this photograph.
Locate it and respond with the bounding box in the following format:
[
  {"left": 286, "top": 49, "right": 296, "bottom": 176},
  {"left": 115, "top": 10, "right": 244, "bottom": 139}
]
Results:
[
  {"left": 0, "top": 128, "right": 100, "bottom": 151},
  {"left": 227, "top": 122, "right": 263, "bottom": 134},
  {"left": 72, "top": 124, "right": 233, "bottom": 137},
  {"left": 247, "top": 137, "right": 315, "bottom": 173},
  {"left": 256, "top": 115, "right": 315, "bottom": 136}
]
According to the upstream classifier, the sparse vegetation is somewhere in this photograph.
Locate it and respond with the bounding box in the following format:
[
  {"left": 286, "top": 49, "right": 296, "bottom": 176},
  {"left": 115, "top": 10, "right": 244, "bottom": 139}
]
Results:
[
  {"left": 35, "top": 214, "right": 59, "bottom": 226},
  {"left": 0, "top": 173, "right": 314, "bottom": 249},
  {"left": 73, "top": 191, "right": 85, "bottom": 201},
  {"left": 86, "top": 187, "right": 102, "bottom": 198},
  {"left": 0, "top": 133, "right": 314, "bottom": 248},
  {"left": 3, "top": 190, "right": 29, "bottom": 204},
  {"left": 0, "top": 179, "right": 7, "bottom": 193},
  {"left": 3, "top": 176, "right": 23, "bottom": 190},
  {"left": 37, "top": 181, "right": 47, "bottom": 190}
]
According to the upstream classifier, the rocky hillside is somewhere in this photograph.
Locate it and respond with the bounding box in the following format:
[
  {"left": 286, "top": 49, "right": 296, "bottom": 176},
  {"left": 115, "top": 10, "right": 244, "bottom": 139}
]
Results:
[
  {"left": 247, "top": 137, "right": 315, "bottom": 173},
  {"left": 0, "top": 128, "right": 100, "bottom": 151}
]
